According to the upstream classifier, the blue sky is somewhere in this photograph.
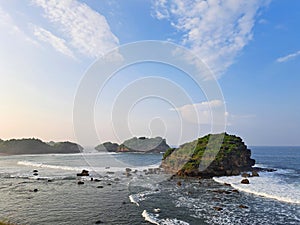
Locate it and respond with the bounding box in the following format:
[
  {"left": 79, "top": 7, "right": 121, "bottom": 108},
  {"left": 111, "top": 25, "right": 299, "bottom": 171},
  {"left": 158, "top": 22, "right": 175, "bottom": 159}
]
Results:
[{"left": 0, "top": 0, "right": 299, "bottom": 146}]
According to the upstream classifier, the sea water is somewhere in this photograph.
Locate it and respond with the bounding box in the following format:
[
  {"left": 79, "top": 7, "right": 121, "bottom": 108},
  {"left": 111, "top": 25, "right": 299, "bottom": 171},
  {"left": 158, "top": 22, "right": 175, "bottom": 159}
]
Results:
[{"left": 0, "top": 147, "right": 299, "bottom": 225}]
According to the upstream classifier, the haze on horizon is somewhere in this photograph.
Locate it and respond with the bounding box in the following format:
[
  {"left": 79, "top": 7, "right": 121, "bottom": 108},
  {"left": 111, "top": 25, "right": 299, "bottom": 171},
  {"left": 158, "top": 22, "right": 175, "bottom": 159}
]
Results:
[{"left": 0, "top": 0, "right": 299, "bottom": 147}]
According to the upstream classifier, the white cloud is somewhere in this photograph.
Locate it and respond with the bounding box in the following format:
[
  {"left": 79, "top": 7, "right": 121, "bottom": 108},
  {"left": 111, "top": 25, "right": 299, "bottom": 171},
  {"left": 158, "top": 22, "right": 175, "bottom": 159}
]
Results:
[
  {"left": 152, "top": 0, "right": 270, "bottom": 77},
  {"left": 33, "top": 26, "right": 75, "bottom": 59},
  {"left": 276, "top": 50, "right": 300, "bottom": 63},
  {"left": 32, "top": 0, "right": 119, "bottom": 58},
  {"left": 0, "top": 6, "right": 38, "bottom": 45},
  {"left": 171, "top": 100, "right": 227, "bottom": 124}
]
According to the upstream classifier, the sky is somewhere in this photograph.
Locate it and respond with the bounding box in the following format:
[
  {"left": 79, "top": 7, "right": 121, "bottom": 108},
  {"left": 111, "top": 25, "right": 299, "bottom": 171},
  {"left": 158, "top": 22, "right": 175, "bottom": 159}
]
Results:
[{"left": 0, "top": 0, "right": 299, "bottom": 146}]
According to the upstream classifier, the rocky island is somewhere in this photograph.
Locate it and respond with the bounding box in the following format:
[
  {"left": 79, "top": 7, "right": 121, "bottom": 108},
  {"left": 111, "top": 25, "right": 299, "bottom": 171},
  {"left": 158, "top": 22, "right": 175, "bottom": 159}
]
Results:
[
  {"left": 0, "top": 138, "right": 83, "bottom": 155},
  {"left": 95, "top": 136, "right": 170, "bottom": 153},
  {"left": 161, "top": 133, "right": 256, "bottom": 178}
]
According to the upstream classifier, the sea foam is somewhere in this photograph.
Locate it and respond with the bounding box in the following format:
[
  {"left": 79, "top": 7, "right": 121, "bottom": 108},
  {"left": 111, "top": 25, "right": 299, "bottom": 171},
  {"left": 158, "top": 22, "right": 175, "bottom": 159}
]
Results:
[
  {"left": 213, "top": 171, "right": 300, "bottom": 204},
  {"left": 142, "top": 210, "right": 190, "bottom": 225}
]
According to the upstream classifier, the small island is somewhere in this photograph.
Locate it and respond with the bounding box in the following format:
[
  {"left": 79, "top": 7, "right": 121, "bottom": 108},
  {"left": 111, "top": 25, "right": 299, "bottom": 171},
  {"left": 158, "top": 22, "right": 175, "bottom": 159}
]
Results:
[
  {"left": 0, "top": 138, "right": 83, "bottom": 155},
  {"left": 161, "top": 133, "right": 256, "bottom": 178},
  {"left": 95, "top": 136, "right": 170, "bottom": 153}
]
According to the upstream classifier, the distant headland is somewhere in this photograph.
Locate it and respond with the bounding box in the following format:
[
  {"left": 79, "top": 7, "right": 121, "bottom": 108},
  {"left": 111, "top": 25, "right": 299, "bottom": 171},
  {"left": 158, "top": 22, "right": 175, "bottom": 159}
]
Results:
[
  {"left": 0, "top": 138, "right": 83, "bottom": 155},
  {"left": 95, "top": 136, "right": 170, "bottom": 153}
]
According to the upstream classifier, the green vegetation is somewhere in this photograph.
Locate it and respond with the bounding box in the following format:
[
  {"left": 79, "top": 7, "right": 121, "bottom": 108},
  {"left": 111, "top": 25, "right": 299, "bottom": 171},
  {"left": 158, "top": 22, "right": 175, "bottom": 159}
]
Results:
[
  {"left": 95, "top": 142, "right": 119, "bottom": 152},
  {"left": 95, "top": 137, "right": 170, "bottom": 153},
  {"left": 0, "top": 138, "right": 83, "bottom": 155},
  {"left": 161, "top": 133, "right": 255, "bottom": 177}
]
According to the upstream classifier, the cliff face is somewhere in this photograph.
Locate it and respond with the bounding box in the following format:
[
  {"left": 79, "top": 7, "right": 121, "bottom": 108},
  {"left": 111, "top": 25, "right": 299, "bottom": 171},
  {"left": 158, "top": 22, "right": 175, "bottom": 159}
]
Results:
[
  {"left": 95, "top": 137, "right": 170, "bottom": 153},
  {"left": 161, "top": 133, "right": 255, "bottom": 178},
  {"left": 0, "top": 138, "right": 83, "bottom": 155}
]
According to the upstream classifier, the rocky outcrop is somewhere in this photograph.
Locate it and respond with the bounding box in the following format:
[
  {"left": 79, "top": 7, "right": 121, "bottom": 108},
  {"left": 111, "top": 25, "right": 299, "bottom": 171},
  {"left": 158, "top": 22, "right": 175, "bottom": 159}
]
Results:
[
  {"left": 95, "top": 137, "right": 170, "bottom": 153},
  {"left": 95, "top": 142, "right": 119, "bottom": 152},
  {"left": 0, "top": 138, "right": 83, "bottom": 155},
  {"left": 161, "top": 133, "right": 255, "bottom": 178}
]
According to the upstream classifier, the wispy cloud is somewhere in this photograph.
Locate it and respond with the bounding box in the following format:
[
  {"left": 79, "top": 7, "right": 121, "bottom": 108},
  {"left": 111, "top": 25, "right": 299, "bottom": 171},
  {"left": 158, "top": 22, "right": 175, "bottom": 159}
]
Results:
[
  {"left": 0, "top": 6, "right": 38, "bottom": 45},
  {"left": 276, "top": 50, "right": 300, "bottom": 63},
  {"left": 33, "top": 26, "right": 75, "bottom": 59},
  {"left": 32, "top": 0, "right": 119, "bottom": 58},
  {"left": 171, "top": 100, "right": 227, "bottom": 124},
  {"left": 152, "top": 0, "right": 270, "bottom": 77}
]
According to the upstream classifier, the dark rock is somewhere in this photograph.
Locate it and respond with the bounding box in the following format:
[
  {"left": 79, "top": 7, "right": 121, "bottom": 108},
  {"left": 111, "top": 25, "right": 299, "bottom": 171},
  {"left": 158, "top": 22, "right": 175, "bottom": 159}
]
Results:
[
  {"left": 114, "top": 178, "right": 120, "bottom": 181},
  {"left": 91, "top": 178, "right": 94, "bottom": 181},
  {"left": 241, "top": 173, "right": 251, "bottom": 178},
  {"left": 94, "top": 179, "right": 101, "bottom": 182},
  {"left": 232, "top": 189, "right": 239, "bottom": 193},
  {"left": 95, "top": 220, "right": 103, "bottom": 224},
  {"left": 177, "top": 181, "right": 182, "bottom": 186},
  {"left": 33, "top": 173, "right": 38, "bottom": 176},
  {"left": 97, "top": 186, "right": 104, "bottom": 188},
  {"left": 252, "top": 171, "right": 259, "bottom": 177},
  {"left": 161, "top": 133, "right": 256, "bottom": 178},
  {"left": 213, "top": 206, "right": 223, "bottom": 211},
  {"left": 239, "top": 204, "right": 249, "bottom": 209},
  {"left": 107, "top": 183, "right": 112, "bottom": 186},
  {"left": 224, "top": 183, "right": 231, "bottom": 186},
  {"left": 106, "top": 171, "right": 115, "bottom": 174},
  {"left": 77, "top": 181, "right": 84, "bottom": 185},
  {"left": 77, "top": 170, "right": 89, "bottom": 176},
  {"left": 33, "top": 188, "right": 38, "bottom": 192},
  {"left": 125, "top": 168, "right": 132, "bottom": 172},
  {"left": 241, "top": 179, "right": 249, "bottom": 184},
  {"left": 33, "top": 170, "right": 38, "bottom": 173}
]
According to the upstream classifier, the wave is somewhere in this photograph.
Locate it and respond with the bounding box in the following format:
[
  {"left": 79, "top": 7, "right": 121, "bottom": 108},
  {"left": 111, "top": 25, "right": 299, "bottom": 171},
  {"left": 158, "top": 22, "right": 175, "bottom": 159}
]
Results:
[
  {"left": 17, "top": 160, "right": 161, "bottom": 173},
  {"left": 129, "top": 190, "right": 160, "bottom": 206},
  {"left": 17, "top": 161, "right": 86, "bottom": 171},
  {"left": 213, "top": 171, "right": 300, "bottom": 204},
  {"left": 142, "top": 210, "right": 190, "bottom": 225}
]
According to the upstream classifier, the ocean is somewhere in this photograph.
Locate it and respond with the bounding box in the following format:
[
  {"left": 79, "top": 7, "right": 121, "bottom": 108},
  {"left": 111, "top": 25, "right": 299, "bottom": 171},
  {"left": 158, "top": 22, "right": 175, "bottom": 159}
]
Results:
[{"left": 0, "top": 147, "right": 299, "bottom": 225}]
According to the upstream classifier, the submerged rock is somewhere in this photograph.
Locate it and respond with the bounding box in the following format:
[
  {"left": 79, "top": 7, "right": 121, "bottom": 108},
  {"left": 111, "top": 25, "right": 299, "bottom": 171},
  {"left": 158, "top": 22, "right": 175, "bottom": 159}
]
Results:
[
  {"left": 77, "top": 170, "right": 89, "bottom": 176},
  {"left": 77, "top": 181, "right": 84, "bottom": 185},
  {"left": 213, "top": 206, "right": 223, "bottom": 211},
  {"left": 239, "top": 204, "right": 249, "bottom": 209}
]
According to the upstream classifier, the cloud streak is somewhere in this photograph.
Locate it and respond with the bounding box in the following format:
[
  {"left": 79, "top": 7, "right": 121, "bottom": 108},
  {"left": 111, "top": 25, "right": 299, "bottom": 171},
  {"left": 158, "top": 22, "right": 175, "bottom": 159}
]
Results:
[
  {"left": 33, "top": 26, "right": 75, "bottom": 59},
  {"left": 171, "top": 100, "right": 227, "bottom": 125},
  {"left": 32, "top": 0, "right": 119, "bottom": 58},
  {"left": 276, "top": 50, "right": 300, "bottom": 63},
  {"left": 152, "top": 0, "right": 270, "bottom": 77}
]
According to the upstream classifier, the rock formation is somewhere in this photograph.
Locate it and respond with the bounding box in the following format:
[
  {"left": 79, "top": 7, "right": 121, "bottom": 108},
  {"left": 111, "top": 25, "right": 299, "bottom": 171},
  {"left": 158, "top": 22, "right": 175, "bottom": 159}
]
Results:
[{"left": 161, "top": 133, "right": 255, "bottom": 178}]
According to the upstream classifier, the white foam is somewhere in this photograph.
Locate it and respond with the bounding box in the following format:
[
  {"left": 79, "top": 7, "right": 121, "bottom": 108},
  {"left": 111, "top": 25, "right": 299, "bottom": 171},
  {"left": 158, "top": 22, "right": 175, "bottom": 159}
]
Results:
[
  {"left": 129, "top": 190, "right": 160, "bottom": 206},
  {"left": 142, "top": 210, "right": 159, "bottom": 225},
  {"left": 213, "top": 172, "right": 300, "bottom": 204},
  {"left": 129, "top": 195, "right": 140, "bottom": 206},
  {"left": 142, "top": 210, "right": 190, "bottom": 225},
  {"left": 17, "top": 161, "right": 85, "bottom": 171}
]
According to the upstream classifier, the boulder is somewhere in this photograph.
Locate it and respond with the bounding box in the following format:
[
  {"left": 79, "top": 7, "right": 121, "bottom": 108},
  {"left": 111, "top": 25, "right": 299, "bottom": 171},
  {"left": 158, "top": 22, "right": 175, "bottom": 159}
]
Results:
[
  {"left": 252, "top": 171, "right": 259, "bottom": 177},
  {"left": 77, "top": 181, "right": 84, "bottom": 185},
  {"left": 77, "top": 170, "right": 89, "bottom": 176},
  {"left": 241, "top": 179, "right": 249, "bottom": 184},
  {"left": 239, "top": 204, "right": 249, "bottom": 209},
  {"left": 241, "top": 173, "right": 251, "bottom": 178},
  {"left": 213, "top": 206, "right": 223, "bottom": 211}
]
